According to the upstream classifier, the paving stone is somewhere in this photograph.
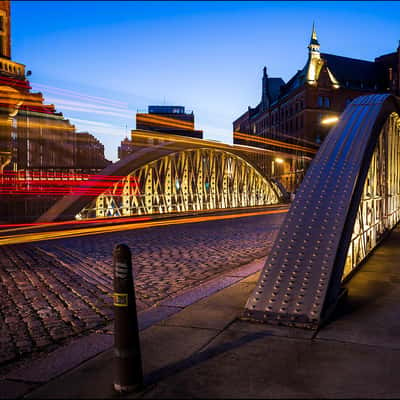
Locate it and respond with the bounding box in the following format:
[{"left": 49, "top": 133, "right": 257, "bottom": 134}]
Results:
[{"left": 0, "top": 213, "right": 283, "bottom": 374}]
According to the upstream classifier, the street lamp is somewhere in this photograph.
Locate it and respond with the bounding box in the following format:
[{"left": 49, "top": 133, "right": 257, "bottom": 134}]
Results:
[{"left": 321, "top": 116, "right": 339, "bottom": 125}]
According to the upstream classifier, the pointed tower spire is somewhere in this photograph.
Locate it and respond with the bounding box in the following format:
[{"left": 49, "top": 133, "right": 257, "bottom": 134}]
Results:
[
  {"left": 261, "top": 66, "right": 270, "bottom": 111},
  {"left": 308, "top": 21, "right": 320, "bottom": 50},
  {"left": 306, "top": 22, "right": 322, "bottom": 84}
]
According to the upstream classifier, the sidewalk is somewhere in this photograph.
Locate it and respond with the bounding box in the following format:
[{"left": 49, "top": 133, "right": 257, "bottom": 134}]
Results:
[{"left": 4, "top": 227, "right": 400, "bottom": 398}]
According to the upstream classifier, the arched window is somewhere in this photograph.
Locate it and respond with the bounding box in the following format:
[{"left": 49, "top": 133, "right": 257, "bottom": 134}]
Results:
[
  {"left": 317, "top": 96, "right": 324, "bottom": 108},
  {"left": 324, "top": 97, "right": 331, "bottom": 108}
]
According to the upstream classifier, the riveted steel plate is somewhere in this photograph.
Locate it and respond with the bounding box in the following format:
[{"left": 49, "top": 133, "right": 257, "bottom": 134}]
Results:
[{"left": 244, "top": 94, "right": 400, "bottom": 329}]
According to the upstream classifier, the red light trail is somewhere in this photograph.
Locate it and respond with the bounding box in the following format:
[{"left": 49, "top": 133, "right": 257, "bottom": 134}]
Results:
[{"left": 0, "top": 171, "right": 139, "bottom": 196}]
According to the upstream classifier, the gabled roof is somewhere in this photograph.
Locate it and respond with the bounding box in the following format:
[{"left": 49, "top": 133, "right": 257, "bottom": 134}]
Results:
[
  {"left": 276, "top": 52, "right": 383, "bottom": 101},
  {"left": 268, "top": 77, "right": 285, "bottom": 102},
  {"left": 278, "top": 67, "right": 307, "bottom": 100},
  {"left": 321, "top": 53, "right": 381, "bottom": 89}
]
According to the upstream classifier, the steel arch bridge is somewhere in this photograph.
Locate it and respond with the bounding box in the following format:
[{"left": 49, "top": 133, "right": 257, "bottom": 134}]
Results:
[
  {"left": 79, "top": 148, "right": 282, "bottom": 219},
  {"left": 38, "top": 139, "right": 286, "bottom": 222},
  {"left": 244, "top": 94, "right": 400, "bottom": 329}
]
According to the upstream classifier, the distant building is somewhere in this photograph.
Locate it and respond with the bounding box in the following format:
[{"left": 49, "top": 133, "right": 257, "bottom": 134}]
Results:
[
  {"left": 119, "top": 105, "right": 203, "bottom": 160},
  {"left": 75, "top": 132, "right": 111, "bottom": 171},
  {"left": 0, "top": 0, "right": 110, "bottom": 222},
  {"left": 136, "top": 105, "right": 203, "bottom": 139},
  {"left": 117, "top": 137, "right": 134, "bottom": 160},
  {"left": 233, "top": 25, "right": 400, "bottom": 190}
]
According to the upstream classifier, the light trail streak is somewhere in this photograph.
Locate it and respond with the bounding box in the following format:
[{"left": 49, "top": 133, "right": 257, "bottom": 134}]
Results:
[
  {"left": 132, "top": 130, "right": 313, "bottom": 161},
  {"left": 0, "top": 118, "right": 75, "bottom": 131},
  {"left": 0, "top": 208, "right": 288, "bottom": 246},
  {"left": 233, "top": 131, "right": 318, "bottom": 154},
  {"left": 0, "top": 76, "right": 30, "bottom": 89},
  {"left": 45, "top": 97, "right": 132, "bottom": 116},
  {"left": 32, "top": 82, "right": 128, "bottom": 109},
  {"left": 0, "top": 171, "right": 139, "bottom": 196},
  {"left": 136, "top": 114, "right": 194, "bottom": 130},
  {"left": 0, "top": 215, "right": 152, "bottom": 232},
  {"left": 49, "top": 104, "right": 134, "bottom": 119}
]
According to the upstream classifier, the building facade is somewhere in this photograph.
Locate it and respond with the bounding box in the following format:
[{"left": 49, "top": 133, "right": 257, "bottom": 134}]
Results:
[
  {"left": 118, "top": 105, "right": 204, "bottom": 160},
  {"left": 233, "top": 25, "right": 400, "bottom": 190},
  {"left": 0, "top": 0, "right": 110, "bottom": 222},
  {"left": 75, "top": 132, "right": 111, "bottom": 171},
  {"left": 136, "top": 105, "right": 203, "bottom": 139}
]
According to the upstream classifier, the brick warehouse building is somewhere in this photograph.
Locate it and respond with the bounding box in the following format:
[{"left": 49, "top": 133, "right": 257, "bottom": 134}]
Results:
[
  {"left": 0, "top": 0, "right": 110, "bottom": 222},
  {"left": 233, "top": 25, "right": 400, "bottom": 191}
]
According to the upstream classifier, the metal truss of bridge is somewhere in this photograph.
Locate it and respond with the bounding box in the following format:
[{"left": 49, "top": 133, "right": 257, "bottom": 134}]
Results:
[
  {"left": 38, "top": 136, "right": 288, "bottom": 222},
  {"left": 78, "top": 148, "right": 282, "bottom": 219},
  {"left": 244, "top": 94, "right": 400, "bottom": 329}
]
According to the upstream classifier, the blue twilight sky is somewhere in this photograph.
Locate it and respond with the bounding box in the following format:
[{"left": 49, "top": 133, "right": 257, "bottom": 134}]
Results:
[{"left": 11, "top": 1, "right": 400, "bottom": 161}]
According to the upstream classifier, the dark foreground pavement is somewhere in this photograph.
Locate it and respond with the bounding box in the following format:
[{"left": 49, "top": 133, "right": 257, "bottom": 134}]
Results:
[
  {"left": 0, "top": 212, "right": 282, "bottom": 369},
  {"left": 3, "top": 226, "right": 400, "bottom": 399}
]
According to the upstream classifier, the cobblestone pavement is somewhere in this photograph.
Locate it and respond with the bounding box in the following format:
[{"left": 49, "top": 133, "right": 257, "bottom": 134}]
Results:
[{"left": 0, "top": 213, "right": 283, "bottom": 373}]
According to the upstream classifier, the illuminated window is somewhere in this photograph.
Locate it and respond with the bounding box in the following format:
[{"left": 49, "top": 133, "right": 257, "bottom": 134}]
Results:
[
  {"left": 324, "top": 97, "right": 331, "bottom": 108},
  {"left": 317, "top": 96, "right": 324, "bottom": 107}
]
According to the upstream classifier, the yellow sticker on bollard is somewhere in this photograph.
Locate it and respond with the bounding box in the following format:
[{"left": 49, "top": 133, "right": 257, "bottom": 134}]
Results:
[{"left": 113, "top": 293, "right": 128, "bottom": 307}]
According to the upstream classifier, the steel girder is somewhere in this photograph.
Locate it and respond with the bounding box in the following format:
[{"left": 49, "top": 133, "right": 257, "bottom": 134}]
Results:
[
  {"left": 37, "top": 137, "right": 290, "bottom": 222},
  {"left": 76, "top": 148, "right": 282, "bottom": 219},
  {"left": 244, "top": 94, "right": 400, "bottom": 329}
]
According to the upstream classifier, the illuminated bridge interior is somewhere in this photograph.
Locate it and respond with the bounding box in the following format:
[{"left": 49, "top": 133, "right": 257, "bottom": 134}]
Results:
[
  {"left": 76, "top": 148, "right": 283, "bottom": 220},
  {"left": 244, "top": 94, "right": 400, "bottom": 329},
  {"left": 343, "top": 111, "right": 400, "bottom": 278}
]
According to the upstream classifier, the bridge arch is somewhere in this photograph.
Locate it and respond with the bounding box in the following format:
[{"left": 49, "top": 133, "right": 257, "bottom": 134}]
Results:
[
  {"left": 244, "top": 94, "right": 400, "bottom": 329},
  {"left": 38, "top": 141, "right": 285, "bottom": 222},
  {"left": 77, "top": 148, "right": 282, "bottom": 219}
]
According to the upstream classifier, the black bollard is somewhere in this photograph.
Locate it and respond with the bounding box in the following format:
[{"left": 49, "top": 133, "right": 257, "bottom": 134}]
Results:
[{"left": 113, "top": 243, "right": 143, "bottom": 393}]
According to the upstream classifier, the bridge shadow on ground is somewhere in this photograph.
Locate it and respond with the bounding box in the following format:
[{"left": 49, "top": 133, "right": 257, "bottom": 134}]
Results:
[{"left": 146, "top": 227, "right": 400, "bottom": 389}]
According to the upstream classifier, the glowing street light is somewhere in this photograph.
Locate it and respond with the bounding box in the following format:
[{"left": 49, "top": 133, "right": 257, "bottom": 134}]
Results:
[
  {"left": 275, "top": 158, "right": 284, "bottom": 164},
  {"left": 321, "top": 116, "right": 339, "bottom": 125}
]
